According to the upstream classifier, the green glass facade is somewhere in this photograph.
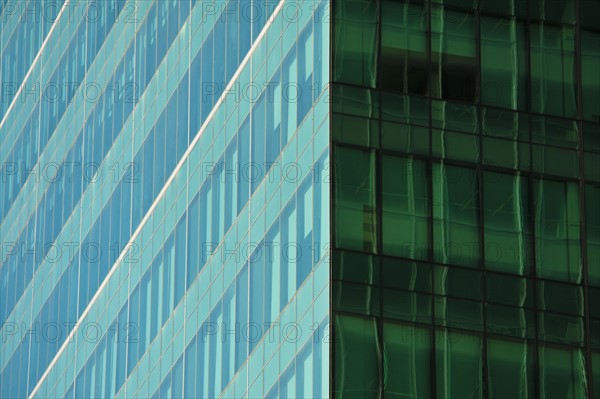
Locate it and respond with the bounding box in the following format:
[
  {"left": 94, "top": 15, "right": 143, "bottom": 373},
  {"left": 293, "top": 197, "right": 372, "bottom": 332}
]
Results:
[{"left": 331, "top": 0, "right": 600, "bottom": 398}]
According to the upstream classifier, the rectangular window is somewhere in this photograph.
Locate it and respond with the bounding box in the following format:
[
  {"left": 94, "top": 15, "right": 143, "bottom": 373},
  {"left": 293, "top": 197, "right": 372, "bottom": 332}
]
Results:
[
  {"left": 581, "top": 30, "right": 600, "bottom": 122},
  {"left": 334, "top": 315, "right": 381, "bottom": 397},
  {"left": 587, "top": 185, "right": 600, "bottom": 286},
  {"left": 534, "top": 179, "right": 581, "bottom": 283},
  {"left": 483, "top": 171, "right": 532, "bottom": 274},
  {"left": 334, "top": 146, "right": 377, "bottom": 253},
  {"left": 487, "top": 339, "right": 535, "bottom": 398},
  {"left": 433, "top": 163, "right": 480, "bottom": 267},
  {"left": 435, "top": 330, "right": 482, "bottom": 398},
  {"left": 530, "top": 24, "right": 577, "bottom": 117},
  {"left": 384, "top": 323, "right": 430, "bottom": 398},
  {"left": 538, "top": 346, "right": 588, "bottom": 398},
  {"left": 380, "top": 1, "right": 428, "bottom": 95},
  {"left": 431, "top": 8, "right": 477, "bottom": 102},
  {"left": 480, "top": 16, "right": 527, "bottom": 110},
  {"left": 382, "top": 155, "right": 429, "bottom": 259},
  {"left": 334, "top": 0, "right": 378, "bottom": 87}
]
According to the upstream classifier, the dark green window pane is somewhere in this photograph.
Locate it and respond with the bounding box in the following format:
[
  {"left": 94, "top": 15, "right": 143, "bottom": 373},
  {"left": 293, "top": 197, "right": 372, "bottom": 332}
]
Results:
[
  {"left": 381, "top": 122, "right": 429, "bottom": 155},
  {"left": 480, "top": 16, "right": 527, "bottom": 110},
  {"left": 481, "top": 107, "right": 530, "bottom": 141},
  {"left": 582, "top": 0, "right": 600, "bottom": 30},
  {"left": 538, "top": 346, "right": 588, "bottom": 398},
  {"left": 538, "top": 312, "right": 584, "bottom": 346},
  {"left": 537, "top": 280, "right": 583, "bottom": 316},
  {"left": 486, "top": 273, "right": 534, "bottom": 308},
  {"left": 432, "top": 129, "right": 480, "bottom": 163},
  {"left": 585, "top": 152, "right": 600, "bottom": 182},
  {"left": 582, "top": 30, "right": 600, "bottom": 122},
  {"left": 434, "top": 266, "right": 483, "bottom": 301},
  {"left": 530, "top": 24, "right": 577, "bottom": 118},
  {"left": 332, "top": 113, "right": 379, "bottom": 147},
  {"left": 435, "top": 330, "right": 483, "bottom": 398},
  {"left": 531, "top": 144, "right": 580, "bottom": 178},
  {"left": 583, "top": 122, "right": 600, "bottom": 153},
  {"left": 486, "top": 303, "right": 536, "bottom": 339},
  {"left": 383, "top": 323, "right": 430, "bottom": 399},
  {"left": 586, "top": 185, "right": 600, "bottom": 286},
  {"left": 431, "top": 101, "right": 478, "bottom": 134},
  {"left": 435, "top": 297, "right": 484, "bottom": 331},
  {"left": 593, "top": 353, "right": 600, "bottom": 397},
  {"left": 334, "top": 0, "right": 378, "bottom": 87},
  {"left": 487, "top": 339, "right": 535, "bottom": 399},
  {"left": 533, "top": 179, "right": 581, "bottom": 283},
  {"left": 432, "top": 0, "right": 477, "bottom": 11},
  {"left": 332, "top": 84, "right": 379, "bottom": 119},
  {"left": 593, "top": 320, "right": 600, "bottom": 350},
  {"left": 433, "top": 164, "right": 480, "bottom": 267},
  {"left": 380, "top": 1, "right": 427, "bottom": 95},
  {"left": 332, "top": 250, "right": 379, "bottom": 285},
  {"left": 529, "top": 0, "right": 576, "bottom": 23},
  {"left": 333, "top": 281, "right": 380, "bottom": 316},
  {"left": 431, "top": 8, "right": 477, "bottom": 102},
  {"left": 334, "top": 146, "right": 377, "bottom": 253},
  {"left": 382, "top": 258, "right": 432, "bottom": 293},
  {"left": 382, "top": 156, "right": 429, "bottom": 259},
  {"left": 483, "top": 137, "right": 531, "bottom": 170},
  {"left": 483, "top": 171, "right": 532, "bottom": 274},
  {"left": 480, "top": 0, "right": 527, "bottom": 17},
  {"left": 531, "top": 115, "right": 579, "bottom": 148},
  {"left": 383, "top": 289, "right": 432, "bottom": 324},
  {"left": 334, "top": 315, "right": 381, "bottom": 398},
  {"left": 381, "top": 92, "right": 430, "bottom": 127}
]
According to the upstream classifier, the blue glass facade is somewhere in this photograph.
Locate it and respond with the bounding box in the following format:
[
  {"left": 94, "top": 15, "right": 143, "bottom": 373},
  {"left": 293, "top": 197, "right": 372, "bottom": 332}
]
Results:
[{"left": 1, "top": 1, "right": 330, "bottom": 398}]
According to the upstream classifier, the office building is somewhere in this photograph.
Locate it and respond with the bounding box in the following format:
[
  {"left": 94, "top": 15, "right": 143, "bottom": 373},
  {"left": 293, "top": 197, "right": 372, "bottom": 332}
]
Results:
[
  {"left": 331, "top": 0, "right": 599, "bottom": 398},
  {"left": 1, "top": 1, "right": 329, "bottom": 397}
]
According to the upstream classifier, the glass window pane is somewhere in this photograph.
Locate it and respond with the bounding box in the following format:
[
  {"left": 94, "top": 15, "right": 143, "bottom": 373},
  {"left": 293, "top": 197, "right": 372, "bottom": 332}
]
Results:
[
  {"left": 483, "top": 171, "right": 532, "bottom": 274},
  {"left": 380, "top": 2, "right": 427, "bottom": 94},
  {"left": 334, "top": 147, "right": 377, "bottom": 253},
  {"left": 384, "top": 323, "right": 430, "bottom": 398},
  {"left": 334, "top": 315, "right": 381, "bottom": 398},
  {"left": 435, "top": 330, "right": 482, "bottom": 399},
  {"left": 382, "top": 155, "right": 429, "bottom": 259},
  {"left": 433, "top": 163, "right": 480, "bottom": 267},
  {"left": 530, "top": 24, "right": 577, "bottom": 117},
  {"left": 538, "top": 346, "right": 588, "bottom": 398},
  {"left": 431, "top": 8, "right": 477, "bottom": 102},
  {"left": 586, "top": 185, "right": 600, "bottom": 286},
  {"left": 334, "top": 0, "right": 378, "bottom": 87},
  {"left": 480, "top": 16, "right": 527, "bottom": 110},
  {"left": 581, "top": 30, "right": 600, "bottom": 122},
  {"left": 534, "top": 179, "right": 581, "bottom": 283},
  {"left": 487, "top": 339, "right": 535, "bottom": 399}
]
